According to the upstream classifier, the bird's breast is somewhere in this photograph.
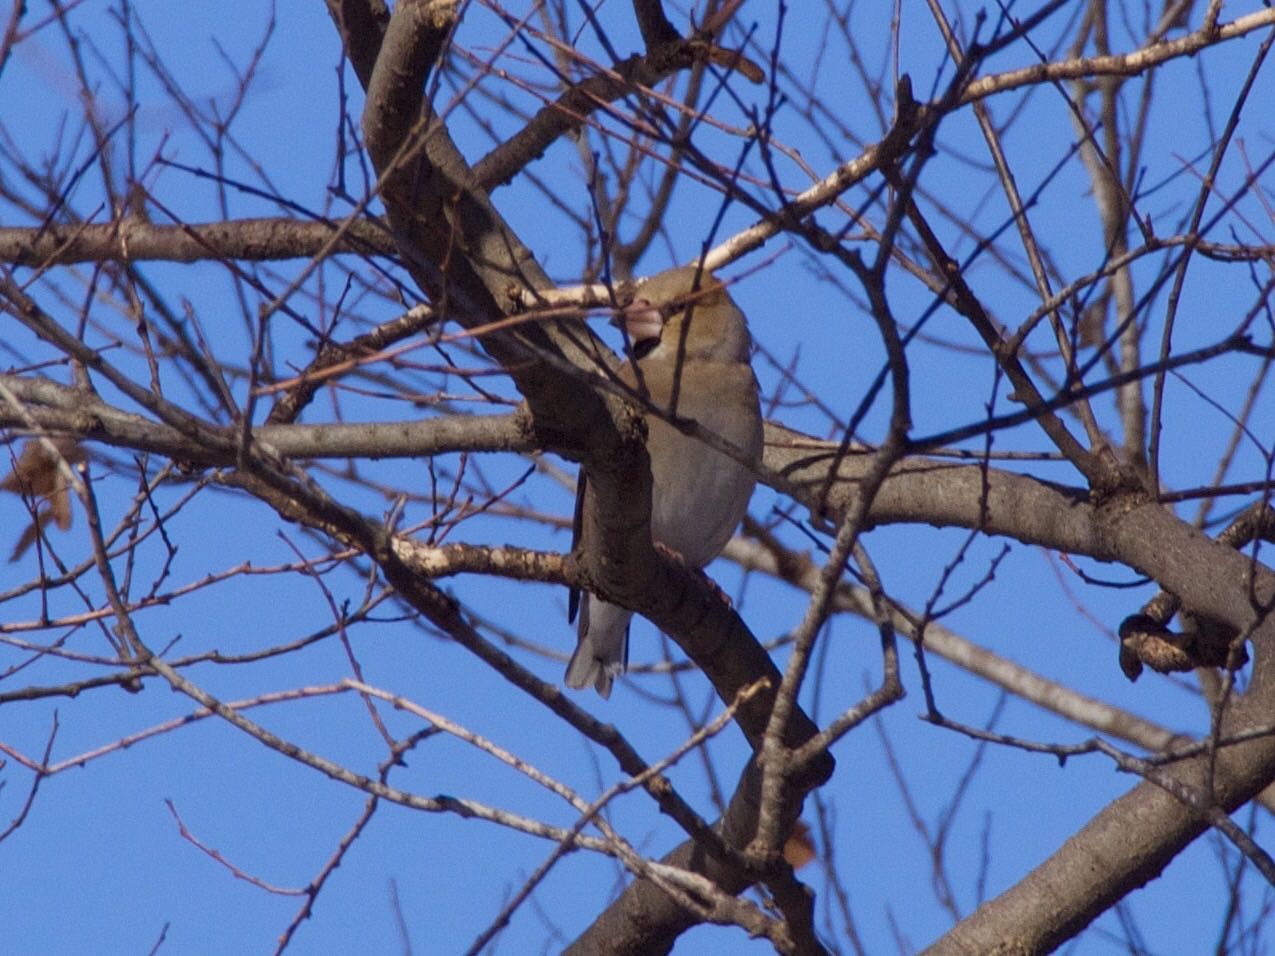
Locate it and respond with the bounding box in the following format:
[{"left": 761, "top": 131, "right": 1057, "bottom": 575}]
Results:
[{"left": 643, "top": 369, "right": 762, "bottom": 567}]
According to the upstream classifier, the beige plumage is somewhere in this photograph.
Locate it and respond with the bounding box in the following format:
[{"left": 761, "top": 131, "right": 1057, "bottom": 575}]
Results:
[{"left": 566, "top": 266, "right": 763, "bottom": 697}]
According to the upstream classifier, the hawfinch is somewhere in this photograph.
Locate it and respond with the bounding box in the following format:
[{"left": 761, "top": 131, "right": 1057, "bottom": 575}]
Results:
[{"left": 566, "top": 266, "right": 763, "bottom": 697}]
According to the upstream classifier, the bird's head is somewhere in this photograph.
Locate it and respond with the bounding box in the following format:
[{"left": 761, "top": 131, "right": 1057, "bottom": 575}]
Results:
[{"left": 613, "top": 266, "right": 751, "bottom": 363}]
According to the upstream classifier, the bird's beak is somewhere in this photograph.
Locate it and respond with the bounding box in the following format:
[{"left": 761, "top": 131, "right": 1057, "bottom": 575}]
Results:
[{"left": 612, "top": 297, "right": 664, "bottom": 347}]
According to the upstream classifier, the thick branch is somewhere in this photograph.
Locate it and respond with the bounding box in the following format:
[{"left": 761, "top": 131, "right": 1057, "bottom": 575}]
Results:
[
  {"left": 768, "top": 424, "right": 1275, "bottom": 649},
  {"left": 925, "top": 714, "right": 1275, "bottom": 954},
  {"left": 0, "top": 375, "right": 533, "bottom": 461},
  {"left": 0, "top": 218, "right": 396, "bottom": 266}
]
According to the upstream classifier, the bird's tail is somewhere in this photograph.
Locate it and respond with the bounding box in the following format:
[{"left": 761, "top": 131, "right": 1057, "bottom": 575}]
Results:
[{"left": 565, "top": 595, "right": 630, "bottom": 698}]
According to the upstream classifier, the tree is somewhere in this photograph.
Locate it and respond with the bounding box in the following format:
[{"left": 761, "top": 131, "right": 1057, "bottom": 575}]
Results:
[{"left": 2, "top": 1, "right": 1274, "bottom": 952}]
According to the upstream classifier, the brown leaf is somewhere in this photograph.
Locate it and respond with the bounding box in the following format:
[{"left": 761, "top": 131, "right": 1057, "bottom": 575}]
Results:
[
  {"left": 703, "top": 44, "right": 765, "bottom": 84},
  {"left": 2, "top": 437, "right": 85, "bottom": 560},
  {"left": 783, "top": 819, "right": 816, "bottom": 870}
]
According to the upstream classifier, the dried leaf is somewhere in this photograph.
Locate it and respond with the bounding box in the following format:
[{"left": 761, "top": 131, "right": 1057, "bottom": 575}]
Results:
[
  {"left": 704, "top": 44, "right": 765, "bottom": 84},
  {"left": 2, "top": 437, "right": 85, "bottom": 560},
  {"left": 783, "top": 819, "right": 816, "bottom": 870}
]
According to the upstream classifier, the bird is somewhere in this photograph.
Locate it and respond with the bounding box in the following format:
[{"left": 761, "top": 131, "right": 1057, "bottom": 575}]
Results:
[{"left": 565, "top": 266, "right": 763, "bottom": 697}]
